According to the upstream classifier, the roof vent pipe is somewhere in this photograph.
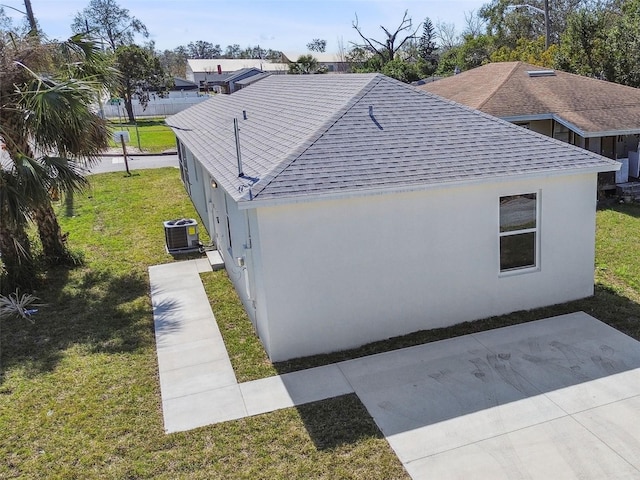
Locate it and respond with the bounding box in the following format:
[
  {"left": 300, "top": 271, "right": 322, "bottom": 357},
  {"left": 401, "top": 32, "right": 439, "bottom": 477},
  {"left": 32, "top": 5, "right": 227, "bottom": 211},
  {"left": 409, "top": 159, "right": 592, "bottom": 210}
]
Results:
[
  {"left": 233, "top": 117, "right": 244, "bottom": 177},
  {"left": 369, "top": 105, "right": 373, "bottom": 116},
  {"left": 243, "top": 110, "right": 247, "bottom": 120}
]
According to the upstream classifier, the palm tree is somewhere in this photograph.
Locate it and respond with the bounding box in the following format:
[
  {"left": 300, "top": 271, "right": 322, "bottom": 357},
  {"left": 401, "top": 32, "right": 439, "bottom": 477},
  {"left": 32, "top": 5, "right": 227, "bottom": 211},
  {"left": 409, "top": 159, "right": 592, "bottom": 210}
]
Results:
[{"left": 0, "top": 32, "right": 113, "bottom": 291}]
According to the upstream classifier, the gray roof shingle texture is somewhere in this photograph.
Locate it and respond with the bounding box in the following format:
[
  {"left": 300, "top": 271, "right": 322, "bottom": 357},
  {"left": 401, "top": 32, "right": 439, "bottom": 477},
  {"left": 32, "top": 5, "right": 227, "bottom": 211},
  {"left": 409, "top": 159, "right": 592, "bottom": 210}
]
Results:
[
  {"left": 419, "top": 62, "right": 640, "bottom": 135},
  {"left": 167, "top": 73, "right": 618, "bottom": 205}
]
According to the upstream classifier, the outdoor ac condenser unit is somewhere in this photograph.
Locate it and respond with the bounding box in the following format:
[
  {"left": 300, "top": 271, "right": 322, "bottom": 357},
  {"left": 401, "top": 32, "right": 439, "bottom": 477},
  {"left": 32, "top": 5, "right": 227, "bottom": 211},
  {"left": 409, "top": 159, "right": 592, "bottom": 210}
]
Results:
[{"left": 164, "top": 218, "right": 200, "bottom": 253}]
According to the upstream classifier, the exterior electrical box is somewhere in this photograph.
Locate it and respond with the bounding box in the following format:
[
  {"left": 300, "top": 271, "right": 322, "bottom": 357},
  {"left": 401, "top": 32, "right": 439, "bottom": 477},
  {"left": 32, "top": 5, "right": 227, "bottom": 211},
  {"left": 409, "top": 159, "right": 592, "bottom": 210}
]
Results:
[{"left": 164, "top": 218, "right": 200, "bottom": 253}]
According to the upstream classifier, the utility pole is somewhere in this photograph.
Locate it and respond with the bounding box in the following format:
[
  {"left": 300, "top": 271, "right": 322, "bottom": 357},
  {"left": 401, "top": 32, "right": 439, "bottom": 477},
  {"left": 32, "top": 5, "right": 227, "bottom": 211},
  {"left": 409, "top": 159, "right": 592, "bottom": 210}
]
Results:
[
  {"left": 510, "top": 3, "right": 551, "bottom": 49},
  {"left": 544, "top": 0, "right": 550, "bottom": 50},
  {"left": 23, "top": 0, "right": 37, "bottom": 36}
]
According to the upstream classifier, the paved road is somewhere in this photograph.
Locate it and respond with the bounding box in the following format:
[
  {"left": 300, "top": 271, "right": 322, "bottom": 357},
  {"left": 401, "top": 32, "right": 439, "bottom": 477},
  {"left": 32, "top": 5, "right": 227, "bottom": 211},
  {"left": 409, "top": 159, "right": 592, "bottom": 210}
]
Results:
[{"left": 87, "top": 154, "right": 179, "bottom": 174}]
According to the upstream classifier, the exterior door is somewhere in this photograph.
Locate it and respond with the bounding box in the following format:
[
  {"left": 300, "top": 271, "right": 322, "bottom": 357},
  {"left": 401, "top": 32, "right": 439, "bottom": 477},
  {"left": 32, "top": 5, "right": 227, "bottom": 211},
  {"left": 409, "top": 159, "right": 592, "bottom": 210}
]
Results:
[{"left": 203, "top": 174, "right": 218, "bottom": 246}]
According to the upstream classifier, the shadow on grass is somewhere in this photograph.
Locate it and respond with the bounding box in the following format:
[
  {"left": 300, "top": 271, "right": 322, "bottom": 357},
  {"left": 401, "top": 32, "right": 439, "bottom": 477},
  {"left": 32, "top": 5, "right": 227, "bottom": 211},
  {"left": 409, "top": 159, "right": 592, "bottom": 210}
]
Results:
[
  {"left": 599, "top": 201, "right": 640, "bottom": 218},
  {"left": 0, "top": 265, "right": 153, "bottom": 382},
  {"left": 296, "top": 394, "right": 385, "bottom": 451}
]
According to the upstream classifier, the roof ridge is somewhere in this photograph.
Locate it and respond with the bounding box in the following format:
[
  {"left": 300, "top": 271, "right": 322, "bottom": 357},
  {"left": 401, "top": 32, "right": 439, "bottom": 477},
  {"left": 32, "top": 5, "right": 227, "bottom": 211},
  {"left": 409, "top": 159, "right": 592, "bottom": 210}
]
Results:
[
  {"left": 241, "top": 74, "right": 384, "bottom": 202},
  {"left": 476, "top": 61, "right": 522, "bottom": 111}
]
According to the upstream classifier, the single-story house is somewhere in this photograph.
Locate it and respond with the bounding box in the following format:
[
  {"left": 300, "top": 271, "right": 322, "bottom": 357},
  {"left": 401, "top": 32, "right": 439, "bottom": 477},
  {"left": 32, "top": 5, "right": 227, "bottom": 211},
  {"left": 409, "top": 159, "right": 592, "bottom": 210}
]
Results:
[
  {"left": 280, "top": 52, "right": 350, "bottom": 73},
  {"left": 172, "top": 77, "right": 199, "bottom": 92},
  {"left": 234, "top": 72, "right": 270, "bottom": 91},
  {"left": 191, "top": 67, "right": 264, "bottom": 94},
  {"left": 186, "top": 59, "right": 289, "bottom": 87},
  {"left": 417, "top": 61, "right": 640, "bottom": 186},
  {"left": 167, "top": 73, "right": 618, "bottom": 362}
]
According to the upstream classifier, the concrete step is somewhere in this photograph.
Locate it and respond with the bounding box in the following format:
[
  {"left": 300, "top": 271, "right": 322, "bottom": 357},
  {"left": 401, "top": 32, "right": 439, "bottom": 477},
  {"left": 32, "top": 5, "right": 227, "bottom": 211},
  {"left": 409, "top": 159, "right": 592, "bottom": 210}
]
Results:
[{"left": 206, "top": 250, "right": 225, "bottom": 271}]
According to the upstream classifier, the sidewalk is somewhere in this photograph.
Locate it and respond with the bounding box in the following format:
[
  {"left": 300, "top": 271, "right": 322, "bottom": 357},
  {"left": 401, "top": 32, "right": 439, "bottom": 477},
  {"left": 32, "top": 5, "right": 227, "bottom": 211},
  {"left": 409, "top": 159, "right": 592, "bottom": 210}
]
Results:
[{"left": 150, "top": 257, "right": 353, "bottom": 433}]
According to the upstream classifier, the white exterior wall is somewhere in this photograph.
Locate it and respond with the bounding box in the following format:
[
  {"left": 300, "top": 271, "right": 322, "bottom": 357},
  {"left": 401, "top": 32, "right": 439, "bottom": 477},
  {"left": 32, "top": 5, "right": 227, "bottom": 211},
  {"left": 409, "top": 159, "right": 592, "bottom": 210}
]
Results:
[
  {"left": 182, "top": 146, "right": 208, "bottom": 226},
  {"left": 250, "top": 174, "right": 599, "bottom": 361}
]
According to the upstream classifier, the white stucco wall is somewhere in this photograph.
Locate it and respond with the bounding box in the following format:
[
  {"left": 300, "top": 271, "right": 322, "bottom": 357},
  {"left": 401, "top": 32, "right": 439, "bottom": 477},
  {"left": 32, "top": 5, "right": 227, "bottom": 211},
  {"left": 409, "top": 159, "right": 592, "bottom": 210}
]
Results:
[{"left": 249, "top": 174, "right": 599, "bottom": 361}]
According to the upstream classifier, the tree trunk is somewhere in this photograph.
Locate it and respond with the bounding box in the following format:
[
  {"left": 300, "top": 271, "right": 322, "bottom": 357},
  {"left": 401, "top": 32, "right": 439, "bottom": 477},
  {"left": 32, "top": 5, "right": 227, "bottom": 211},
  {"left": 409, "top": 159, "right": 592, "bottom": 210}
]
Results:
[
  {"left": 32, "top": 200, "right": 73, "bottom": 264},
  {"left": 124, "top": 96, "right": 135, "bottom": 123},
  {"left": 0, "top": 214, "right": 35, "bottom": 294},
  {"left": 3, "top": 115, "right": 72, "bottom": 265}
]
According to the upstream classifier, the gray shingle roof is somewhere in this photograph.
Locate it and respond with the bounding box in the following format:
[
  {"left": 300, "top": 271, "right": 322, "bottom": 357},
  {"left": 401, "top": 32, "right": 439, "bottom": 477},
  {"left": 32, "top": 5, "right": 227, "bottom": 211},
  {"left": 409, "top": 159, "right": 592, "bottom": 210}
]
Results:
[{"left": 167, "top": 73, "right": 619, "bottom": 206}]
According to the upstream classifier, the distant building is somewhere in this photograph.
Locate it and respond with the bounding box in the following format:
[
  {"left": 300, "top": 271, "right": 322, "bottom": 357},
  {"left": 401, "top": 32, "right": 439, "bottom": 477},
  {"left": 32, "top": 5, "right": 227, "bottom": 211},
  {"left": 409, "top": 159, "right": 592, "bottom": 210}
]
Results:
[{"left": 186, "top": 59, "right": 288, "bottom": 91}]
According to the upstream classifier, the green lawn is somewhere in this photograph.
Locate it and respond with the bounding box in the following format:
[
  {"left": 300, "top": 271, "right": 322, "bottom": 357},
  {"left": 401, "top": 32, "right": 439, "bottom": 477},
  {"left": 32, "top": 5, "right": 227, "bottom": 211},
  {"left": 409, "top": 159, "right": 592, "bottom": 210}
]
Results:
[
  {"left": 108, "top": 118, "right": 176, "bottom": 153},
  {"left": 1, "top": 169, "right": 640, "bottom": 478},
  {"left": 0, "top": 169, "right": 407, "bottom": 479}
]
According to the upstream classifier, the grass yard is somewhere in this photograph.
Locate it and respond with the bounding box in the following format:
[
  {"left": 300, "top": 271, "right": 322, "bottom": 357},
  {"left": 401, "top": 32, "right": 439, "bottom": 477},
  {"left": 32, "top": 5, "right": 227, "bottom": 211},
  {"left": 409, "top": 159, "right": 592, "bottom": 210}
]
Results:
[
  {"left": 107, "top": 118, "right": 176, "bottom": 153},
  {"left": 0, "top": 168, "right": 407, "bottom": 479},
  {"left": 1, "top": 167, "right": 639, "bottom": 478}
]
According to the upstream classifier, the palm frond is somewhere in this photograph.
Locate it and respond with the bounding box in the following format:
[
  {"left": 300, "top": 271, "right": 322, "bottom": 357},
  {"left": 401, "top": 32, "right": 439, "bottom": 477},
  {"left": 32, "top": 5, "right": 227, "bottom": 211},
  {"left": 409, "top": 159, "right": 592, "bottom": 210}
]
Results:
[
  {"left": 17, "top": 68, "right": 109, "bottom": 161},
  {"left": 39, "top": 155, "right": 90, "bottom": 193},
  {"left": 0, "top": 168, "right": 32, "bottom": 229}
]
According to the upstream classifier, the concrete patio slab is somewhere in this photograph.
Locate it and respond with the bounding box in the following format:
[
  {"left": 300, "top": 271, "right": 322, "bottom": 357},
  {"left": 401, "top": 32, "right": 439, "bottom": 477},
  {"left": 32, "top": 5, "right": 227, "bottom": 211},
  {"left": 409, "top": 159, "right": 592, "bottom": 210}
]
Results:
[
  {"left": 573, "top": 395, "right": 640, "bottom": 471},
  {"left": 339, "top": 335, "right": 566, "bottom": 461},
  {"left": 338, "top": 313, "right": 640, "bottom": 478},
  {"left": 404, "top": 415, "right": 640, "bottom": 479}
]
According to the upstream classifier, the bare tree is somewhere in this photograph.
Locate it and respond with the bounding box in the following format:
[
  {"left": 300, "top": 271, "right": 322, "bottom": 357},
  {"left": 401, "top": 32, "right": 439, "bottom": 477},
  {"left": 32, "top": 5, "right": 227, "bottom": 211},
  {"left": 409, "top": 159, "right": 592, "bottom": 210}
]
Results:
[
  {"left": 336, "top": 36, "right": 349, "bottom": 72},
  {"left": 435, "top": 20, "right": 459, "bottom": 50},
  {"left": 463, "top": 10, "right": 487, "bottom": 37},
  {"left": 352, "top": 10, "right": 422, "bottom": 64}
]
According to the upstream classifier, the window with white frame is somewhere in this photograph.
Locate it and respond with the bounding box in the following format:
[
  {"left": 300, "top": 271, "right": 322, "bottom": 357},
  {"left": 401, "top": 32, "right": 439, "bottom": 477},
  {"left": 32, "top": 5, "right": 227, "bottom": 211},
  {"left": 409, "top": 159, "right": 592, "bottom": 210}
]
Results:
[{"left": 499, "top": 193, "right": 538, "bottom": 272}]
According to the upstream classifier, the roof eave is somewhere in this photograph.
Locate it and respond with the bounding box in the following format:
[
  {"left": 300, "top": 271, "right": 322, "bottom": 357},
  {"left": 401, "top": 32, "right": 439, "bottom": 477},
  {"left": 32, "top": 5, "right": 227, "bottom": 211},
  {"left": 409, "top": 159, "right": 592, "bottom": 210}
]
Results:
[
  {"left": 502, "top": 114, "right": 640, "bottom": 139},
  {"left": 236, "top": 163, "right": 619, "bottom": 210},
  {"left": 581, "top": 128, "right": 640, "bottom": 138},
  {"left": 501, "top": 114, "right": 554, "bottom": 123}
]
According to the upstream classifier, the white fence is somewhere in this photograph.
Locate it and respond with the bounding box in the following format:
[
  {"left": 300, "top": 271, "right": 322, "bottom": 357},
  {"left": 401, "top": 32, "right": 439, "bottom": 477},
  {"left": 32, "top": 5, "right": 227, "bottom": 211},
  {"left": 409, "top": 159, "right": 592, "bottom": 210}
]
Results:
[{"left": 102, "top": 95, "right": 210, "bottom": 119}]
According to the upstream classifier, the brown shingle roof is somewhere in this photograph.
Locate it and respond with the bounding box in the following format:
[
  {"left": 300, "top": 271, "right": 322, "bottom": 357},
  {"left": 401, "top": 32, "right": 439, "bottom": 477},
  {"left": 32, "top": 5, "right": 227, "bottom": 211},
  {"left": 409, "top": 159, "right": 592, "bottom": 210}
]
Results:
[{"left": 418, "top": 62, "right": 640, "bottom": 137}]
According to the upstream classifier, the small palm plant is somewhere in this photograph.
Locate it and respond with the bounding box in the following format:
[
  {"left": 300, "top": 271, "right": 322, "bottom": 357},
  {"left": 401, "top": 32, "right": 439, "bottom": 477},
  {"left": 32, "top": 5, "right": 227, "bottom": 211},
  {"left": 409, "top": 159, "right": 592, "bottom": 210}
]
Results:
[
  {"left": 0, "top": 290, "right": 42, "bottom": 382},
  {"left": 0, "top": 290, "right": 42, "bottom": 322}
]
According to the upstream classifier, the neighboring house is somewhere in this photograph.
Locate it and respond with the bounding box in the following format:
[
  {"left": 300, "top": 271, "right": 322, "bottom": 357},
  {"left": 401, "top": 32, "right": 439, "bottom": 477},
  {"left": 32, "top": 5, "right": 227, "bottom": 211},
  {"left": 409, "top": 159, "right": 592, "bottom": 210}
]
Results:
[
  {"left": 234, "top": 72, "right": 270, "bottom": 91},
  {"left": 192, "top": 68, "right": 265, "bottom": 94},
  {"left": 186, "top": 59, "right": 289, "bottom": 87},
  {"left": 418, "top": 61, "right": 640, "bottom": 186},
  {"left": 167, "top": 74, "right": 618, "bottom": 362},
  {"left": 280, "top": 52, "right": 350, "bottom": 73},
  {"left": 171, "top": 77, "right": 198, "bottom": 92}
]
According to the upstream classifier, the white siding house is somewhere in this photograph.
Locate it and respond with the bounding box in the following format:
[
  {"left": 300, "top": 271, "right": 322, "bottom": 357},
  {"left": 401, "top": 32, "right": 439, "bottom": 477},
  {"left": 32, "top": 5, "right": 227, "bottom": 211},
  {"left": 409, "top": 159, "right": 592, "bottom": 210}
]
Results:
[{"left": 167, "top": 74, "right": 619, "bottom": 362}]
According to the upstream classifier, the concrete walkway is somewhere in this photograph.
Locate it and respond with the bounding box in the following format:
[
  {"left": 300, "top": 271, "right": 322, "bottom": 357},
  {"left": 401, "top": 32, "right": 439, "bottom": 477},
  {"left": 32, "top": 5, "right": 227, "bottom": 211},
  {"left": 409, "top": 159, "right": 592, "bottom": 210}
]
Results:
[{"left": 150, "top": 259, "right": 640, "bottom": 479}]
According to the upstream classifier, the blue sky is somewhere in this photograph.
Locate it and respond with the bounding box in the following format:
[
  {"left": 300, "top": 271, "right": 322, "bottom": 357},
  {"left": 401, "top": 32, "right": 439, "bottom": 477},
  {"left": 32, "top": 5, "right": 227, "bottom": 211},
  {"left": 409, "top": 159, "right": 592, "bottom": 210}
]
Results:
[{"left": 2, "top": 0, "right": 487, "bottom": 53}]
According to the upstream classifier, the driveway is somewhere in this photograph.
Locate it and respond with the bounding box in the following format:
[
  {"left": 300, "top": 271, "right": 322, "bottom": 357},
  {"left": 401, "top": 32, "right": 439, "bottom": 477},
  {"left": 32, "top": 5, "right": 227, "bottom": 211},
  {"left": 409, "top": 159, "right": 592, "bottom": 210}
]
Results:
[{"left": 339, "top": 314, "right": 640, "bottom": 478}]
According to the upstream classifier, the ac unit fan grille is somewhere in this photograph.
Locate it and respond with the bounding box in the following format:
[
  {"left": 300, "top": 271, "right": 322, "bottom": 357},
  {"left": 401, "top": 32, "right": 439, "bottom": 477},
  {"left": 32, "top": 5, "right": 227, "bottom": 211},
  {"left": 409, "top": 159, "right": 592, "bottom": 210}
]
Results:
[{"left": 165, "top": 227, "right": 189, "bottom": 249}]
